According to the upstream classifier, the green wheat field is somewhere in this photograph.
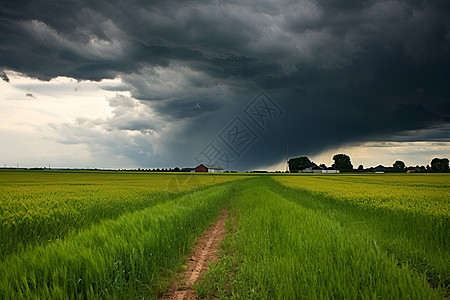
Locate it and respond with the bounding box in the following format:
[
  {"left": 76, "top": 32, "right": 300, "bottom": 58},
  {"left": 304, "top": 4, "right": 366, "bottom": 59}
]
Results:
[{"left": 0, "top": 170, "right": 448, "bottom": 299}]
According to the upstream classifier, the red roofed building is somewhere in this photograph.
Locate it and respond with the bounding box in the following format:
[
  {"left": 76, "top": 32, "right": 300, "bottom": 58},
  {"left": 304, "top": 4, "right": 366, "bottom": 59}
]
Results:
[{"left": 194, "top": 164, "right": 224, "bottom": 173}]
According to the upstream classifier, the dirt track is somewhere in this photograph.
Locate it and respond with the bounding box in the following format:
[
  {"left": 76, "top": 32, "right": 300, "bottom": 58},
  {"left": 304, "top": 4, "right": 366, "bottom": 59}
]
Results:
[{"left": 160, "top": 207, "right": 229, "bottom": 300}]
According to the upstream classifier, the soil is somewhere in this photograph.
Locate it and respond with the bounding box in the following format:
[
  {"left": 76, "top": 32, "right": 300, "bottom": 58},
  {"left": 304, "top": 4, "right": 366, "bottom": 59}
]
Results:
[{"left": 160, "top": 207, "right": 229, "bottom": 300}]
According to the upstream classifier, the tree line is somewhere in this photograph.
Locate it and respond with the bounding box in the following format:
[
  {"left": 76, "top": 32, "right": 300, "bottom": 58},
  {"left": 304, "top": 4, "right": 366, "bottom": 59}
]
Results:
[{"left": 288, "top": 155, "right": 450, "bottom": 173}]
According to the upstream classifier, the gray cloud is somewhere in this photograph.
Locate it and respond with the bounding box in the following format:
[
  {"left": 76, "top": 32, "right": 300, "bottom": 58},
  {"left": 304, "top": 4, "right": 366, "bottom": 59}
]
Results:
[
  {"left": 0, "top": 71, "right": 9, "bottom": 82},
  {"left": 1, "top": 0, "right": 449, "bottom": 169}
]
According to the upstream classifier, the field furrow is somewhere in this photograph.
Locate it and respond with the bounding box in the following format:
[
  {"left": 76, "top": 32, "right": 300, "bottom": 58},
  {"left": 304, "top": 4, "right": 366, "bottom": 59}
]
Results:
[
  {"left": 0, "top": 171, "right": 244, "bottom": 258},
  {"left": 0, "top": 180, "right": 237, "bottom": 299},
  {"left": 1, "top": 171, "right": 448, "bottom": 299},
  {"left": 197, "top": 177, "right": 448, "bottom": 299}
]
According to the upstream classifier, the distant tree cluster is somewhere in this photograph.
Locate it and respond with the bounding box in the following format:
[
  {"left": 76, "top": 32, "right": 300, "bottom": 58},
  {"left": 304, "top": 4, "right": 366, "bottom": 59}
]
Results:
[
  {"left": 332, "top": 154, "right": 353, "bottom": 172},
  {"left": 288, "top": 154, "right": 354, "bottom": 173},
  {"left": 430, "top": 158, "right": 450, "bottom": 173},
  {"left": 287, "top": 156, "right": 315, "bottom": 172},
  {"left": 287, "top": 155, "right": 449, "bottom": 173}
]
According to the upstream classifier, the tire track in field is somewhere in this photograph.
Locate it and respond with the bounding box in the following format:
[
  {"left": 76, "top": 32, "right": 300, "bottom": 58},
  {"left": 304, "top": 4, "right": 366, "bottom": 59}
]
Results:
[{"left": 160, "top": 207, "right": 229, "bottom": 300}]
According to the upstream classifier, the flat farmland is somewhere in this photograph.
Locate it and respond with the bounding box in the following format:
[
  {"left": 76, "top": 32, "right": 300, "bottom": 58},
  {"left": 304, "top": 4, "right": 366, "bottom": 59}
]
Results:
[
  {"left": 0, "top": 171, "right": 448, "bottom": 299},
  {"left": 275, "top": 173, "right": 450, "bottom": 216},
  {"left": 0, "top": 171, "right": 244, "bottom": 258}
]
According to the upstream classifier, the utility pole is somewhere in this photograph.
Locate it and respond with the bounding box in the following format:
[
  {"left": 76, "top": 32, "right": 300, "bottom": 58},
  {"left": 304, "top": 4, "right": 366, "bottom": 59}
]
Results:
[{"left": 285, "top": 141, "right": 289, "bottom": 172}]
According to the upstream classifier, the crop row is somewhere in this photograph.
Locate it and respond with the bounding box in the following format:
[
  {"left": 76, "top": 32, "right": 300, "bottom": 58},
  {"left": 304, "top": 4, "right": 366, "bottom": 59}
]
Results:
[
  {"left": 0, "top": 181, "right": 236, "bottom": 299},
  {"left": 0, "top": 171, "right": 243, "bottom": 258},
  {"left": 275, "top": 174, "right": 450, "bottom": 216},
  {"left": 198, "top": 177, "right": 448, "bottom": 299},
  {"left": 1, "top": 172, "right": 448, "bottom": 298}
]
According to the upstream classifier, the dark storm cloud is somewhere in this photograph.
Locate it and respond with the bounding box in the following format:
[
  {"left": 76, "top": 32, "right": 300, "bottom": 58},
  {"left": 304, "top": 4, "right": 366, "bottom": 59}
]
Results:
[
  {"left": 152, "top": 98, "right": 224, "bottom": 120},
  {"left": 1, "top": 0, "right": 449, "bottom": 169}
]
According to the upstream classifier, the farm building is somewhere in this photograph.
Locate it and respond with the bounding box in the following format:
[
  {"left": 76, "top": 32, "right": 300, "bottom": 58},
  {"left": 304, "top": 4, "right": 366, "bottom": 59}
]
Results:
[
  {"left": 301, "top": 166, "right": 314, "bottom": 173},
  {"left": 374, "top": 165, "right": 385, "bottom": 173},
  {"left": 194, "top": 164, "right": 224, "bottom": 173},
  {"left": 322, "top": 169, "right": 340, "bottom": 173},
  {"left": 312, "top": 166, "right": 323, "bottom": 173},
  {"left": 299, "top": 166, "right": 340, "bottom": 173},
  {"left": 300, "top": 166, "right": 322, "bottom": 173}
]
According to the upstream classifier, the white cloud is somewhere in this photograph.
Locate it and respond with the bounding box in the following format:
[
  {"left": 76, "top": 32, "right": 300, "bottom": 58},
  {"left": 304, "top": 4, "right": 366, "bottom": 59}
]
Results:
[
  {"left": 0, "top": 71, "right": 139, "bottom": 168},
  {"left": 0, "top": 69, "right": 242, "bottom": 169}
]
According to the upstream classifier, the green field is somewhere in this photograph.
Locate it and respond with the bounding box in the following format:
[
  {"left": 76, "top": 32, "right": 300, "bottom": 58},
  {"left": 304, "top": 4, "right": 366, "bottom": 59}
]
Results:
[
  {"left": 0, "top": 170, "right": 243, "bottom": 258},
  {"left": 0, "top": 171, "right": 448, "bottom": 299}
]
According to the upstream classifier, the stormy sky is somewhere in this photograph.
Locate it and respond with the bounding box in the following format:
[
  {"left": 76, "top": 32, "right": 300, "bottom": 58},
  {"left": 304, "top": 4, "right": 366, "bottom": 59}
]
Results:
[{"left": 1, "top": 0, "right": 449, "bottom": 171}]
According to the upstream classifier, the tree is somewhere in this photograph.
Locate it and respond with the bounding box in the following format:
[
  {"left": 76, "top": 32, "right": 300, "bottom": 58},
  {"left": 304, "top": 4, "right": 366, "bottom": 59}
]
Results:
[
  {"left": 332, "top": 154, "right": 353, "bottom": 172},
  {"left": 358, "top": 164, "right": 364, "bottom": 171},
  {"left": 430, "top": 158, "right": 449, "bottom": 173},
  {"left": 288, "top": 156, "right": 316, "bottom": 172},
  {"left": 393, "top": 160, "right": 405, "bottom": 172}
]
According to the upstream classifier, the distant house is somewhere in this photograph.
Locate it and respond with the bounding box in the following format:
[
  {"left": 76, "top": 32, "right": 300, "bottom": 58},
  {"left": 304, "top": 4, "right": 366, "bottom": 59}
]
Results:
[
  {"left": 374, "top": 165, "right": 385, "bottom": 173},
  {"left": 301, "top": 166, "right": 314, "bottom": 173},
  {"left": 312, "top": 166, "right": 323, "bottom": 173},
  {"left": 300, "top": 166, "right": 340, "bottom": 174},
  {"left": 407, "top": 167, "right": 425, "bottom": 173},
  {"left": 194, "top": 164, "right": 224, "bottom": 173},
  {"left": 322, "top": 169, "right": 340, "bottom": 174}
]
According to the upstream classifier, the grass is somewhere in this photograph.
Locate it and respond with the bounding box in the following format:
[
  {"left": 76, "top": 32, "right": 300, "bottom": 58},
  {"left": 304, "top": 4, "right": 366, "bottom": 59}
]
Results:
[
  {"left": 272, "top": 178, "right": 449, "bottom": 289},
  {"left": 0, "top": 170, "right": 244, "bottom": 258},
  {"left": 1, "top": 171, "right": 448, "bottom": 298},
  {"left": 197, "top": 177, "right": 448, "bottom": 299},
  {"left": 0, "top": 180, "right": 239, "bottom": 299},
  {"left": 274, "top": 173, "right": 450, "bottom": 216}
]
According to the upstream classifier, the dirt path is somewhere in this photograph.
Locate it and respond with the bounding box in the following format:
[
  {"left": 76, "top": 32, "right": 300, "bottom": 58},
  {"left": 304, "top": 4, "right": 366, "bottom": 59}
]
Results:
[{"left": 160, "top": 207, "right": 229, "bottom": 300}]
